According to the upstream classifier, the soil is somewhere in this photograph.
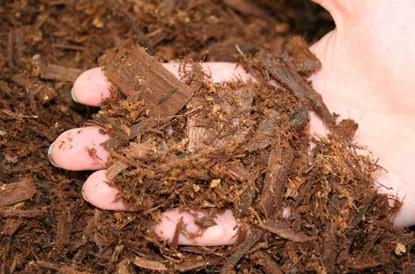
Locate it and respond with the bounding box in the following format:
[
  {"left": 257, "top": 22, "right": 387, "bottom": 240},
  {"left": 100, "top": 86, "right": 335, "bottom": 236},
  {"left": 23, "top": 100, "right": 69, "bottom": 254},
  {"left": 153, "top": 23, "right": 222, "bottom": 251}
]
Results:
[{"left": 1, "top": 0, "right": 415, "bottom": 273}]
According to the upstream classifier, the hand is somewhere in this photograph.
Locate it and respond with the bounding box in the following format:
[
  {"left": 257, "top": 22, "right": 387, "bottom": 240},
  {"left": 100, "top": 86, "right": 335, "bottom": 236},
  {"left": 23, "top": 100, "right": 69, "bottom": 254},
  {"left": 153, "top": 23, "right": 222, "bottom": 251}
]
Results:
[
  {"left": 49, "top": 0, "right": 415, "bottom": 248},
  {"left": 310, "top": 0, "right": 415, "bottom": 227},
  {"left": 48, "top": 63, "right": 251, "bottom": 246}
]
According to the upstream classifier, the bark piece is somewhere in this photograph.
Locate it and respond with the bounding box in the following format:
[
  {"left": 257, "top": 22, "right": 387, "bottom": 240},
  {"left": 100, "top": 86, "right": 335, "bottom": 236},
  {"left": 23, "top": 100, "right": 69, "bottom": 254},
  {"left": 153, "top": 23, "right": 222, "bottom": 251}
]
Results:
[
  {"left": 252, "top": 250, "right": 283, "bottom": 274},
  {"left": 55, "top": 207, "right": 72, "bottom": 251},
  {"left": 115, "top": 260, "right": 134, "bottom": 274},
  {"left": 107, "top": 161, "right": 129, "bottom": 180},
  {"left": 224, "top": 0, "right": 269, "bottom": 18},
  {"left": 0, "top": 178, "right": 37, "bottom": 207},
  {"left": 259, "top": 221, "right": 312, "bottom": 243},
  {"left": 131, "top": 256, "right": 168, "bottom": 271},
  {"left": 321, "top": 223, "right": 338, "bottom": 273},
  {"left": 257, "top": 144, "right": 294, "bottom": 217},
  {"left": 332, "top": 119, "right": 358, "bottom": 142},
  {"left": 281, "top": 36, "right": 321, "bottom": 76},
  {"left": 174, "top": 257, "right": 220, "bottom": 272},
  {"left": 40, "top": 63, "right": 82, "bottom": 82},
  {"left": 0, "top": 208, "right": 47, "bottom": 218},
  {"left": 100, "top": 45, "right": 193, "bottom": 122},
  {"left": 220, "top": 230, "right": 264, "bottom": 273},
  {"left": 258, "top": 51, "right": 335, "bottom": 128}
]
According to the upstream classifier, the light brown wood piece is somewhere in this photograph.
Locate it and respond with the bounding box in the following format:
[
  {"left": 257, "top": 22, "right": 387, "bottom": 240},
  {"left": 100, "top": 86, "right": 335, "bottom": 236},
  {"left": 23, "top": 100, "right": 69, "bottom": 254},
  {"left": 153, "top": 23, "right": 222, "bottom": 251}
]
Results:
[
  {"left": 0, "top": 178, "right": 37, "bottom": 207},
  {"left": 101, "top": 46, "right": 193, "bottom": 122}
]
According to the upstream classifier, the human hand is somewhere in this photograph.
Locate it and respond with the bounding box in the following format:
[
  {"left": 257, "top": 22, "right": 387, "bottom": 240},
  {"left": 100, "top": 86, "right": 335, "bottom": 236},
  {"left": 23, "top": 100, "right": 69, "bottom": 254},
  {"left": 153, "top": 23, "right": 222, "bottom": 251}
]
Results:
[
  {"left": 48, "top": 63, "right": 251, "bottom": 246},
  {"left": 49, "top": 0, "right": 415, "bottom": 248},
  {"left": 310, "top": 0, "right": 415, "bottom": 227}
]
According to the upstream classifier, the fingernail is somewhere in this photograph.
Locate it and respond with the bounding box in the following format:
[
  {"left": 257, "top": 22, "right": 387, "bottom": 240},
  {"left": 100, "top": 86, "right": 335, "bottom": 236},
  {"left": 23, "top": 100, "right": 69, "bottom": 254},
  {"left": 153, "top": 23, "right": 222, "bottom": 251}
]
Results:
[
  {"left": 71, "top": 87, "right": 79, "bottom": 103},
  {"left": 81, "top": 185, "right": 89, "bottom": 202},
  {"left": 48, "top": 142, "right": 58, "bottom": 167}
]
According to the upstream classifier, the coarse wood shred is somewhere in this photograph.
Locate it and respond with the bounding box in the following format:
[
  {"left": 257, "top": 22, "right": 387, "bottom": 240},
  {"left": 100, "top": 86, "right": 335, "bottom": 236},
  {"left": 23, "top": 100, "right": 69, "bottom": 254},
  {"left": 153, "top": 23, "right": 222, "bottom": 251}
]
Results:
[
  {"left": 258, "top": 221, "right": 312, "bottom": 242},
  {"left": 131, "top": 256, "right": 168, "bottom": 271},
  {"left": 90, "top": 35, "right": 414, "bottom": 273},
  {"left": 40, "top": 63, "right": 82, "bottom": 82},
  {"left": 257, "top": 143, "right": 294, "bottom": 217},
  {"left": 3, "top": 2, "right": 412, "bottom": 273},
  {"left": 258, "top": 51, "right": 336, "bottom": 128},
  {"left": 281, "top": 36, "right": 322, "bottom": 76},
  {"left": 99, "top": 45, "right": 193, "bottom": 122},
  {"left": 220, "top": 230, "right": 264, "bottom": 273},
  {"left": 251, "top": 250, "right": 283, "bottom": 274},
  {"left": 0, "top": 178, "right": 37, "bottom": 207}
]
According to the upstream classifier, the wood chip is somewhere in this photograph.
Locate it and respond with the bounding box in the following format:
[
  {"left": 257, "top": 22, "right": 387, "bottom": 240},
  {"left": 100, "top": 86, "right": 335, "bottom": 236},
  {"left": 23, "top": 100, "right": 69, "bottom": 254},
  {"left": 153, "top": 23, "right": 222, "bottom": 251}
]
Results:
[
  {"left": 55, "top": 207, "right": 72, "bottom": 251},
  {"left": 174, "top": 257, "right": 221, "bottom": 272},
  {"left": 0, "top": 178, "right": 37, "bottom": 207},
  {"left": 224, "top": 0, "right": 269, "bottom": 18},
  {"left": 0, "top": 208, "right": 47, "bottom": 218},
  {"left": 257, "top": 143, "right": 294, "bottom": 217},
  {"left": 281, "top": 36, "right": 322, "bottom": 76},
  {"left": 259, "top": 221, "right": 312, "bottom": 243},
  {"left": 40, "top": 63, "right": 82, "bottom": 82},
  {"left": 220, "top": 230, "right": 264, "bottom": 273},
  {"left": 132, "top": 256, "right": 168, "bottom": 271},
  {"left": 259, "top": 51, "right": 335, "bottom": 128},
  {"left": 100, "top": 45, "right": 193, "bottom": 122},
  {"left": 107, "top": 161, "right": 129, "bottom": 180},
  {"left": 251, "top": 250, "right": 283, "bottom": 274}
]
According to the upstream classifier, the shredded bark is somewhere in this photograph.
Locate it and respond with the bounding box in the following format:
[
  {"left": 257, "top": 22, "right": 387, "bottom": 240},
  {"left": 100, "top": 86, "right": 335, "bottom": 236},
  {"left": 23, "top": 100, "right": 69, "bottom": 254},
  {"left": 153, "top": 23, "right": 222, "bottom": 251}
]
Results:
[
  {"left": 99, "top": 45, "right": 193, "bottom": 122},
  {"left": 257, "top": 51, "right": 336, "bottom": 128},
  {"left": 131, "top": 256, "right": 168, "bottom": 271},
  {"left": 0, "top": 178, "right": 37, "bottom": 207},
  {"left": 39, "top": 63, "right": 82, "bottom": 83},
  {"left": 1, "top": 1, "right": 414, "bottom": 272}
]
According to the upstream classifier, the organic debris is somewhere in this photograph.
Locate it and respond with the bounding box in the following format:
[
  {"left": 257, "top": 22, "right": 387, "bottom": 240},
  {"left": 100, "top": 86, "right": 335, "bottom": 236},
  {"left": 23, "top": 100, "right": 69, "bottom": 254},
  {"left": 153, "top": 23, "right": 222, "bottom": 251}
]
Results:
[
  {"left": 91, "top": 39, "right": 415, "bottom": 272},
  {"left": 1, "top": 1, "right": 414, "bottom": 273}
]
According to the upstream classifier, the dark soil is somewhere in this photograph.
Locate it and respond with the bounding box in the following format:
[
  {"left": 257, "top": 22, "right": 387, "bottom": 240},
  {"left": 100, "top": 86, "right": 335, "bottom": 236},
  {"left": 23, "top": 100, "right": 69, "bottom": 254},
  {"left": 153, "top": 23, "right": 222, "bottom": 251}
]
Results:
[{"left": 1, "top": 0, "right": 415, "bottom": 273}]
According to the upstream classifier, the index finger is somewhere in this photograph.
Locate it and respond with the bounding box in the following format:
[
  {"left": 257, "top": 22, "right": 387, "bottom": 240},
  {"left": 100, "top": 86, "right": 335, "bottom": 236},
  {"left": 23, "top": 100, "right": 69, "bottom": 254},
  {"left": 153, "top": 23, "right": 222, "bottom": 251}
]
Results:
[{"left": 71, "top": 63, "right": 251, "bottom": 107}]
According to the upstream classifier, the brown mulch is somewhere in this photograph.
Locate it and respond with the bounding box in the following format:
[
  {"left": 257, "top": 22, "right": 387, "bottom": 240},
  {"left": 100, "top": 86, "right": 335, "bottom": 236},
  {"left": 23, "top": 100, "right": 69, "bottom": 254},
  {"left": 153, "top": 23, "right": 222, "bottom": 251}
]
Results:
[{"left": 2, "top": 0, "right": 414, "bottom": 273}]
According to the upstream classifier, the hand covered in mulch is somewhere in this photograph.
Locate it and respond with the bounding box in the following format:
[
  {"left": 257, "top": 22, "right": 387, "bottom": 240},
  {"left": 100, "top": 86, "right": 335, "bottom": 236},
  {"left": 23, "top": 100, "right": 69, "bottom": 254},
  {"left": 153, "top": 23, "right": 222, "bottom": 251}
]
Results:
[
  {"left": 48, "top": 0, "right": 415, "bottom": 247},
  {"left": 48, "top": 63, "right": 251, "bottom": 246},
  {"left": 310, "top": 0, "right": 415, "bottom": 227}
]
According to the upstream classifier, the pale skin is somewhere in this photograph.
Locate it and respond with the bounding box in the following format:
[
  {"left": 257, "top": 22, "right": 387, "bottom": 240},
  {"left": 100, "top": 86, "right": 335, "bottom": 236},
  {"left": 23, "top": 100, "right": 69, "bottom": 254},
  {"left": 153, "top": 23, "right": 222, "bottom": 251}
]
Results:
[{"left": 48, "top": 0, "right": 415, "bottom": 246}]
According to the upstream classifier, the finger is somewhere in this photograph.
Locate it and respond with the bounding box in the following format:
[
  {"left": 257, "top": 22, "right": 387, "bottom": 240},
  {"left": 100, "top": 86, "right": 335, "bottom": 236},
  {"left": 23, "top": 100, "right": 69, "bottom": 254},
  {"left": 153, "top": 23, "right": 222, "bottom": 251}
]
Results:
[
  {"left": 71, "top": 68, "right": 111, "bottom": 106},
  {"left": 82, "top": 170, "right": 239, "bottom": 246},
  {"left": 48, "top": 127, "right": 109, "bottom": 171},
  {"left": 155, "top": 208, "right": 239, "bottom": 246},
  {"left": 81, "top": 170, "right": 126, "bottom": 210},
  {"left": 71, "top": 63, "right": 252, "bottom": 107}
]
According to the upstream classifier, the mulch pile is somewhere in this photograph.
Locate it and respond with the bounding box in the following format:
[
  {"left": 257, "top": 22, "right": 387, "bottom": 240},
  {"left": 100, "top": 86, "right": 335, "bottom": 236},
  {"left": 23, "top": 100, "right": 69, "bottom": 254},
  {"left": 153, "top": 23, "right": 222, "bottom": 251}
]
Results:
[{"left": 2, "top": 0, "right": 415, "bottom": 273}]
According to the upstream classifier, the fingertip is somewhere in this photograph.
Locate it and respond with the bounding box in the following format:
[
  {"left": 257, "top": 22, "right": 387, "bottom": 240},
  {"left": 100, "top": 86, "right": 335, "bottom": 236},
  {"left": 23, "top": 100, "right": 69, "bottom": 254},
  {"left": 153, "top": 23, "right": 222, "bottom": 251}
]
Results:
[
  {"left": 82, "top": 170, "right": 127, "bottom": 210},
  {"left": 48, "top": 142, "right": 58, "bottom": 167},
  {"left": 49, "top": 127, "right": 109, "bottom": 171},
  {"left": 154, "top": 209, "right": 238, "bottom": 246},
  {"left": 72, "top": 67, "right": 111, "bottom": 106}
]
